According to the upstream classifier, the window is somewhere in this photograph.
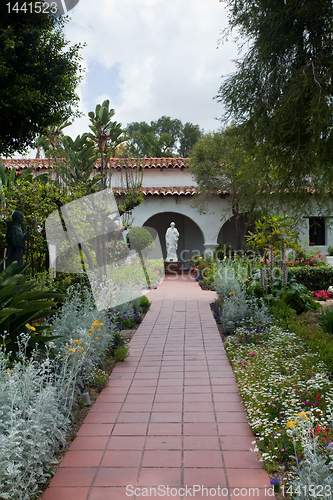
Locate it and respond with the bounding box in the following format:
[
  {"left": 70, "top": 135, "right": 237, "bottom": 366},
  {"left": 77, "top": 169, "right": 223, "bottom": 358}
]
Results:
[{"left": 309, "top": 217, "right": 325, "bottom": 245}]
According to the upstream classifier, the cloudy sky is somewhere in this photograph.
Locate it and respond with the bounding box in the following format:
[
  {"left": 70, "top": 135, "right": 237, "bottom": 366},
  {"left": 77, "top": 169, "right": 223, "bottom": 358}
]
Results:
[{"left": 57, "top": 0, "right": 241, "bottom": 141}]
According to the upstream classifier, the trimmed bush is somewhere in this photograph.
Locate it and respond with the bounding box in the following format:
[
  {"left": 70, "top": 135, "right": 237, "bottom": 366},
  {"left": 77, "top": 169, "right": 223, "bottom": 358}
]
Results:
[
  {"left": 288, "top": 266, "right": 333, "bottom": 291},
  {"left": 126, "top": 227, "right": 154, "bottom": 252}
]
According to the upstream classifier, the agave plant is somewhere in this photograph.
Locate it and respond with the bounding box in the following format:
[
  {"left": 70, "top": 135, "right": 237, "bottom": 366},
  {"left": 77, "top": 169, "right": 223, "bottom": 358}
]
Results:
[{"left": 0, "top": 260, "right": 63, "bottom": 360}]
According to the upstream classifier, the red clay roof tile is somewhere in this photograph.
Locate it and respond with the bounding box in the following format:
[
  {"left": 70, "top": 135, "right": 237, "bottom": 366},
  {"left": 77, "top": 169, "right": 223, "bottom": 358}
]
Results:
[{"left": 3, "top": 158, "right": 188, "bottom": 172}]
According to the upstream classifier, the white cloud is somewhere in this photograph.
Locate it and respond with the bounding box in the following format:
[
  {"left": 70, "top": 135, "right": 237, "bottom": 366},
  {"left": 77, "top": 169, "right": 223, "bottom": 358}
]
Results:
[{"left": 63, "top": 0, "right": 240, "bottom": 138}]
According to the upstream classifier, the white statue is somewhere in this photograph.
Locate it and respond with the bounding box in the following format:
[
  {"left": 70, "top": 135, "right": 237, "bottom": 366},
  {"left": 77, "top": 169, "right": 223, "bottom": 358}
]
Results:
[{"left": 165, "top": 222, "right": 179, "bottom": 262}]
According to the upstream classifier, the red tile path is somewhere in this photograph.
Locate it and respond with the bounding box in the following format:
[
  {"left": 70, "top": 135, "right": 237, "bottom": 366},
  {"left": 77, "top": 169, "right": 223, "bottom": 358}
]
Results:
[{"left": 43, "top": 274, "right": 275, "bottom": 500}]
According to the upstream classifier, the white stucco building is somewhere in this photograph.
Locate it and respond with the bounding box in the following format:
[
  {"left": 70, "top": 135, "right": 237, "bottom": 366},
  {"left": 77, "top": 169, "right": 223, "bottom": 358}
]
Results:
[{"left": 5, "top": 157, "right": 333, "bottom": 264}]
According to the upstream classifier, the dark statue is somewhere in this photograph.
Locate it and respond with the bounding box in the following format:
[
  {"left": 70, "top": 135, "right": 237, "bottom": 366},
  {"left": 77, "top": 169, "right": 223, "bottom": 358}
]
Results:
[{"left": 5, "top": 211, "right": 29, "bottom": 269}]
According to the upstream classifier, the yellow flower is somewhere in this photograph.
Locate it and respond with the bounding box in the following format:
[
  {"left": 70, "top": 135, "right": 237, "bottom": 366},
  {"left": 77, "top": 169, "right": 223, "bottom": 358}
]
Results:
[
  {"left": 297, "top": 412, "right": 309, "bottom": 420},
  {"left": 73, "top": 339, "right": 81, "bottom": 343},
  {"left": 88, "top": 333, "right": 92, "bottom": 336},
  {"left": 69, "top": 348, "right": 74, "bottom": 352},
  {"left": 286, "top": 421, "right": 295, "bottom": 428},
  {"left": 92, "top": 320, "right": 102, "bottom": 327},
  {"left": 25, "top": 323, "right": 36, "bottom": 332},
  {"left": 95, "top": 337, "right": 99, "bottom": 340},
  {"left": 229, "top": 291, "right": 235, "bottom": 295},
  {"left": 99, "top": 322, "right": 104, "bottom": 326}
]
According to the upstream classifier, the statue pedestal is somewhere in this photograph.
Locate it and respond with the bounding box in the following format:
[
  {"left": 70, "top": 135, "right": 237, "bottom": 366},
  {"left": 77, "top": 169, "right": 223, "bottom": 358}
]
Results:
[{"left": 164, "top": 261, "right": 183, "bottom": 275}]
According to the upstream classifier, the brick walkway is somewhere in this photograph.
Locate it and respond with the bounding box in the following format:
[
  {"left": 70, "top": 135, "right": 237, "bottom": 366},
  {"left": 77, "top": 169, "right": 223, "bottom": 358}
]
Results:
[{"left": 43, "top": 275, "right": 275, "bottom": 500}]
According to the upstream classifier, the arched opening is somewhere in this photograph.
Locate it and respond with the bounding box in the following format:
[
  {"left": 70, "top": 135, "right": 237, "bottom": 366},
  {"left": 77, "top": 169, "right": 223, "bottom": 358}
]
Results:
[
  {"left": 143, "top": 212, "right": 204, "bottom": 267},
  {"left": 217, "top": 214, "right": 249, "bottom": 251}
]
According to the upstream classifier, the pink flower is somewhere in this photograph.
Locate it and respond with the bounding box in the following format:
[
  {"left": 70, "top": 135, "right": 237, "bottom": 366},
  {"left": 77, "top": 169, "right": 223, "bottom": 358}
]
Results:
[{"left": 249, "top": 352, "right": 256, "bottom": 358}]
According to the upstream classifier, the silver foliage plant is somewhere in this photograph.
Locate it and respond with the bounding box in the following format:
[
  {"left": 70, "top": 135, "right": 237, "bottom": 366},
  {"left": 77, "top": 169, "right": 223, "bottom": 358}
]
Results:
[
  {"left": 214, "top": 259, "right": 246, "bottom": 300},
  {"left": 220, "top": 288, "right": 272, "bottom": 329},
  {"left": 0, "top": 288, "right": 118, "bottom": 499},
  {"left": 50, "top": 286, "right": 116, "bottom": 382},
  {"left": 287, "top": 414, "right": 333, "bottom": 498},
  {"left": 0, "top": 336, "right": 80, "bottom": 499}
]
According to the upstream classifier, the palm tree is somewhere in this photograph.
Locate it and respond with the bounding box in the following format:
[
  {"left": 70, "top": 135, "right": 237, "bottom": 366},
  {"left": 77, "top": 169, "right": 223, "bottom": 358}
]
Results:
[{"left": 87, "top": 100, "right": 129, "bottom": 189}]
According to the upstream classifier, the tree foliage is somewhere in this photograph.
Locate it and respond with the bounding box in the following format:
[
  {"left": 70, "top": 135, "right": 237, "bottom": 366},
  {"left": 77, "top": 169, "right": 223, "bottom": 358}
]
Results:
[
  {"left": 0, "top": 10, "right": 84, "bottom": 156},
  {"left": 189, "top": 126, "right": 271, "bottom": 247},
  {"left": 246, "top": 214, "right": 300, "bottom": 252},
  {"left": 87, "top": 100, "right": 129, "bottom": 189},
  {"left": 124, "top": 116, "right": 203, "bottom": 157},
  {"left": 217, "top": 0, "right": 333, "bottom": 189},
  {"left": 54, "top": 134, "right": 100, "bottom": 193}
]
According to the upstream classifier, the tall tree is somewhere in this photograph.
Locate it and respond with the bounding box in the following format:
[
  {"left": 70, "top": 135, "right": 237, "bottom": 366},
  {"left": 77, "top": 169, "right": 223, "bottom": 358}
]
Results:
[
  {"left": 124, "top": 116, "right": 203, "bottom": 157},
  {"left": 217, "top": 0, "right": 333, "bottom": 191},
  {"left": 179, "top": 122, "right": 203, "bottom": 157},
  {"left": 189, "top": 126, "right": 272, "bottom": 248},
  {"left": 88, "top": 100, "right": 128, "bottom": 189},
  {"left": 0, "top": 9, "right": 83, "bottom": 156}
]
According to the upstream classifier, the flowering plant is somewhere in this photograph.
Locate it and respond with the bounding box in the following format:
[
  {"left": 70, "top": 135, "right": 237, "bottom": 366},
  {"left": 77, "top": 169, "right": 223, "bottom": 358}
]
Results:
[
  {"left": 286, "top": 247, "right": 327, "bottom": 268},
  {"left": 187, "top": 252, "right": 217, "bottom": 289},
  {"left": 225, "top": 325, "right": 333, "bottom": 474},
  {"left": 312, "top": 290, "right": 330, "bottom": 301}
]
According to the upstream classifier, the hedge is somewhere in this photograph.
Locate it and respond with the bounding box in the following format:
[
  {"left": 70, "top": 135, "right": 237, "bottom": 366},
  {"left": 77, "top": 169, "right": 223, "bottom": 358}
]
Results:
[{"left": 289, "top": 266, "right": 333, "bottom": 291}]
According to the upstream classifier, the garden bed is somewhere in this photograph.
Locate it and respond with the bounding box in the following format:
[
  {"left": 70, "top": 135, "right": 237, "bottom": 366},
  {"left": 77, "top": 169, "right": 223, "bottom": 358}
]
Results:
[
  {"left": 201, "top": 248, "right": 333, "bottom": 496},
  {"left": 211, "top": 303, "right": 333, "bottom": 498},
  {"left": 36, "top": 315, "right": 144, "bottom": 499}
]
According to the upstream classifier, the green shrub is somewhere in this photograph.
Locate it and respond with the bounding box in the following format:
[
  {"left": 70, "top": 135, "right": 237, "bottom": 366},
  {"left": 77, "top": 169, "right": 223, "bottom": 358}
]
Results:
[
  {"left": 92, "top": 368, "right": 109, "bottom": 389},
  {"left": 139, "top": 295, "right": 151, "bottom": 310},
  {"left": 126, "top": 227, "right": 154, "bottom": 252},
  {"left": 0, "top": 261, "right": 63, "bottom": 360},
  {"left": 279, "top": 281, "right": 320, "bottom": 314},
  {"left": 113, "top": 344, "right": 129, "bottom": 361},
  {"left": 289, "top": 266, "right": 333, "bottom": 291},
  {"left": 318, "top": 308, "right": 333, "bottom": 335}
]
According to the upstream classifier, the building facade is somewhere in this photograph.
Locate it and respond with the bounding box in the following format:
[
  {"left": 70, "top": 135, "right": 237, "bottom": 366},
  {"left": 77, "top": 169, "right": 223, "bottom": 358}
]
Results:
[{"left": 4, "top": 158, "right": 333, "bottom": 264}]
